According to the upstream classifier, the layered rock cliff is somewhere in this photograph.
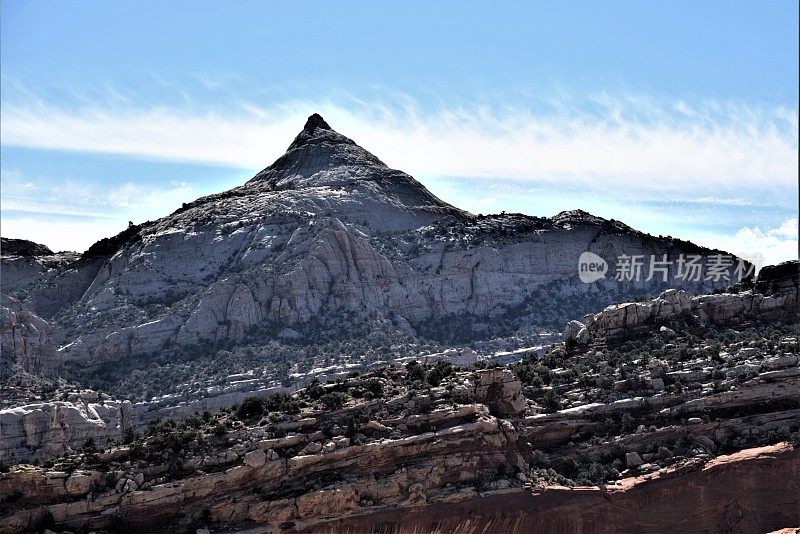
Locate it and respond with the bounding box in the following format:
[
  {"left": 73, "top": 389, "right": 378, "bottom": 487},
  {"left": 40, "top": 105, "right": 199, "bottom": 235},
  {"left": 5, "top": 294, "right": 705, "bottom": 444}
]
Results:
[
  {"left": 565, "top": 259, "right": 799, "bottom": 346},
  {"left": 314, "top": 444, "right": 800, "bottom": 534}
]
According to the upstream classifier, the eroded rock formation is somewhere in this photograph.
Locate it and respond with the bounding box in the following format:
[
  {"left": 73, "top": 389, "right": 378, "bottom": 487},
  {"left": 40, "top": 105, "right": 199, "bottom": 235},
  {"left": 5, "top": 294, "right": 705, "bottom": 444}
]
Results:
[
  {"left": 566, "top": 260, "right": 799, "bottom": 346},
  {"left": 0, "top": 306, "right": 59, "bottom": 376},
  {"left": 1, "top": 310, "right": 797, "bottom": 533}
]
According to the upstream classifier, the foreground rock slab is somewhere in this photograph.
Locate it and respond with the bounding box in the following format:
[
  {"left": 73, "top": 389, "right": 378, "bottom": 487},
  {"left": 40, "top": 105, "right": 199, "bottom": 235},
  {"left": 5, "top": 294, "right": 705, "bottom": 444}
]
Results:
[{"left": 313, "top": 444, "right": 800, "bottom": 534}]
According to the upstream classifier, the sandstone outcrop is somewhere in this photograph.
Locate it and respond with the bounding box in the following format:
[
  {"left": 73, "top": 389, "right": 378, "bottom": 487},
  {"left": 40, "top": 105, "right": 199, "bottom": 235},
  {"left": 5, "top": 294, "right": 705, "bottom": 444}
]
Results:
[
  {"left": 0, "top": 305, "right": 59, "bottom": 375},
  {"left": 471, "top": 368, "right": 527, "bottom": 416},
  {"left": 0, "top": 398, "right": 132, "bottom": 462},
  {"left": 1, "top": 319, "right": 797, "bottom": 533},
  {"left": 566, "top": 261, "right": 799, "bottom": 346},
  {"left": 0, "top": 238, "right": 97, "bottom": 321},
  {"left": 313, "top": 444, "right": 799, "bottom": 534}
]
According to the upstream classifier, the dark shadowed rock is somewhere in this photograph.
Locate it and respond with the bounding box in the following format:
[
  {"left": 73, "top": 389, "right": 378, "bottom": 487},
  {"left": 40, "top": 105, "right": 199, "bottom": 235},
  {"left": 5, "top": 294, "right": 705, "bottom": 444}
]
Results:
[{"left": 1, "top": 238, "right": 53, "bottom": 257}]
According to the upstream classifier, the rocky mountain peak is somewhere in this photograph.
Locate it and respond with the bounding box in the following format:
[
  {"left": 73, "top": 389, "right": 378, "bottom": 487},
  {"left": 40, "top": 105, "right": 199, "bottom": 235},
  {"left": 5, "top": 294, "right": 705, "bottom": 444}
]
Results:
[
  {"left": 552, "top": 209, "right": 600, "bottom": 224},
  {"left": 303, "top": 112, "right": 332, "bottom": 132},
  {"left": 246, "top": 113, "right": 390, "bottom": 190}
]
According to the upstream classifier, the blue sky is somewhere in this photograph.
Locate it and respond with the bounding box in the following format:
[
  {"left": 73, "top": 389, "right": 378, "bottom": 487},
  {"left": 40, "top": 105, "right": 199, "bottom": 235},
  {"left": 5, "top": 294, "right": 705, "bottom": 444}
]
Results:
[{"left": 1, "top": 1, "right": 798, "bottom": 266}]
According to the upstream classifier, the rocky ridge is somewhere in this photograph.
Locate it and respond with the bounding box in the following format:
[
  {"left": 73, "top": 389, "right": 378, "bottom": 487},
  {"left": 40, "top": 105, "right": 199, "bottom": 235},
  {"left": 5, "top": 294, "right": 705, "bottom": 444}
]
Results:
[{"left": 565, "top": 259, "right": 799, "bottom": 346}]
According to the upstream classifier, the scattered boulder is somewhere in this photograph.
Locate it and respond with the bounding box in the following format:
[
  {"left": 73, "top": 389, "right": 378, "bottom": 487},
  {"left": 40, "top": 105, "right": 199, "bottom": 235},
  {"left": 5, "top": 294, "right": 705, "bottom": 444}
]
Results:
[
  {"left": 303, "top": 442, "right": 323, "bottom": 454},
  {"left": 65, "top": 473, "right": 93, "bottom": 495},
  {"left": 472, "top": 368, "right": 526, "bottom": 416},
  {"left": 762, "top": 354, "right": 798, "bottom": 371},
  {"left": 363, "top": 420, "right": 390, "bottom": 433},
  {"left": 659, "top": 326, "right": 677, "bottom": 338},
  {"left": 244, "top": 449, "right": 267, "bottom": 468},
  {"left": 625, "top": 452, "right": 644, "bottom": 468},
  {"left": 650, "top": 378, "right": 665, "bottom": 391},
  {"left": 564, "top": 320, "right": 589, "bottom": 345}
]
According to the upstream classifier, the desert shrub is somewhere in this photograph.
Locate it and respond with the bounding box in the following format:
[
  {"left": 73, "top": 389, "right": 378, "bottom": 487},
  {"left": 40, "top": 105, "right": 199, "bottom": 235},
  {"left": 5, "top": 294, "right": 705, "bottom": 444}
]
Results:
[
  {"left": 405, "top": 361, "right": 426, "bottom": 383},
  {"left": 577, "top": 462, "right": 619, "bottom": 484},
  {"left": 427, "top": 361, "right": 453, "bottom": 386},
  {"left": 345, "top": 409, "right": 371, "bottom": 437},
  {"left": 529, "top": 450, "right": 550, "bottom": 468},
  {"left": 414, "top": 395, "right": 435, "bottom": 414},
  {"left": 542, "top": 389, "right": 561, "bottom": 413},
  {"left": 306, "top": 379, "right": 325, "bottom": 400},
  {"left": 264, "top": 394, "right": 300, "bottom": 415},
  {"left": 82, "top": 438, "right": 97, "bottom": 453},
  {"left": 236, "top": 397, "right": 266, "bottom": 420},
  {"left": 364, "top": 378, "right": 384, "bottom": 398},
  {"left": 122, "top": 428, "right": 139, "bottom": 444},
  {"left": 320, "top": 391, "right": 347, "bottom": 411}
]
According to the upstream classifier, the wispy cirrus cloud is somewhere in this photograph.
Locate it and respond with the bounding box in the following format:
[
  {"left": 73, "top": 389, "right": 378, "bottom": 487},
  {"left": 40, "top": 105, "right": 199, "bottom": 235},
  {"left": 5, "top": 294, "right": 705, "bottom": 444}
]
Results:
[
  {"left": 1, "top": 92, "right": 796, "bottom": 202},
  {"left": 1, "top": 171, "right": 203, "bottom": 251}
]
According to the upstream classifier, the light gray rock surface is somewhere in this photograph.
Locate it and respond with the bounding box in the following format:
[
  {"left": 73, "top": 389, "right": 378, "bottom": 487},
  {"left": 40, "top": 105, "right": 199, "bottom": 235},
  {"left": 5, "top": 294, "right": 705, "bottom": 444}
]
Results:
[
  {"left": 0, "top": 305, "right": 59, "bottom": 375},
  {"left": 569, "top": 263, "right": 798, "bottom": 345},
  {"left": 0, "top": 398, "right": 132, "bottom": 462},
  {"left": 244, "top": 449, "right": 267, "bottom": 468}
]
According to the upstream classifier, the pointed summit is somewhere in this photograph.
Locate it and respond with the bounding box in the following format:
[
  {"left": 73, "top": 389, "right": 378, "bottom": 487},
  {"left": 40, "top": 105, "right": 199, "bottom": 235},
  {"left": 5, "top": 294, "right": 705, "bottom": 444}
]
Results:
[
  {"left": 282, "top": 112, "right": 361, "bottom": 154},
  {"left": 303, "top": 113, "right": 331, "bottom": 131},
  {"left": 249, "top": 113, "right": 388, "bottom": 188},
  {"left": 240, "top": 113, "right": 466, "bottom": 227}
]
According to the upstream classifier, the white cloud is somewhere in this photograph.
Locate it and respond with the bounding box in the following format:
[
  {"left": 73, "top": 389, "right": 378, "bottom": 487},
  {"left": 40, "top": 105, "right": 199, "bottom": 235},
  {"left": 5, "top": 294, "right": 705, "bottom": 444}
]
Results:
[
  {"left": 0, "top": 216, "right": 129, "bottom": 254},
  {"left": 1, "top": 176, "right": 203, "bottom": 252},
  {"left": 686, "top": 218, "right": 798, "bottom": 270},
  {"left": 1, "top": 94, "right": 796, "bottom": 202}
]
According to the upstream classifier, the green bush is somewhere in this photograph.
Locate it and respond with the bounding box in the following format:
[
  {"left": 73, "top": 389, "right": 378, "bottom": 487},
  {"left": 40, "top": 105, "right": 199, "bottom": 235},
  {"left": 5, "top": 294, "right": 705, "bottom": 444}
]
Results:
[
  {"left": 405, "top": 361, "right": 426, "bottom": 383},
  {"left": 306, "top": 379, "right": 325, "bottom": 400},
  {"left": 236, "top": 397, "right": 266, "bottom": 420},
  {"left": 82, "top": 437, "right": 97, "bottom": 453},
  {"left": 427, "top": 362, "right": 453, "bottom": 386},
  {"left": 364, "top": 378, "right": 384, "bottom": 398},
  {"left": 320, "top": 391, "right": 347, "bottom": 411}
]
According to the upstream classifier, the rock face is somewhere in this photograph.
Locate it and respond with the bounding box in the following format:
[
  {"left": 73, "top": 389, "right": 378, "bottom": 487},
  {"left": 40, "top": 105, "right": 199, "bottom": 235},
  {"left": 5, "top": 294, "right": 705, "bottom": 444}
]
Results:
[
  {"left": 0, "top": 305, "right": 59, "bottom": 375},
  {"left": 1, "top": 115, "right": 746, "bottom": 372},
  {"left": 0, "top": 238, "right": 95, "bottom": 321},
  {"left": 0, "top": 398, "right": 132, "bottom": 461},
  {"left": 313, "top": 444, "right": 800, "bottom": 534},
  {"left": 755, "top": 260, "right": 800, "bottom": 297}
]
